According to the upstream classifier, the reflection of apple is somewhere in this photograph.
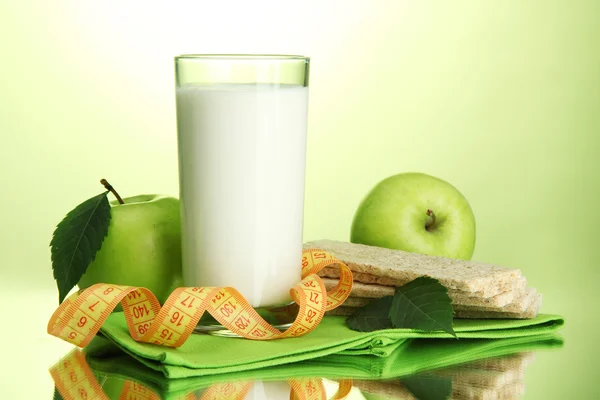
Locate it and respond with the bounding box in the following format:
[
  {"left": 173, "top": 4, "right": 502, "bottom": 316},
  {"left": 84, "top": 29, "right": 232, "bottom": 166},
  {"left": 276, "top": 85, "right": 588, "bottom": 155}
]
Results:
[
  {"left": 351, "top": 172, "right": 476, "bottom": 260},
  {"left": 78, "top": 195, "right": 183, "bottom": 303}
]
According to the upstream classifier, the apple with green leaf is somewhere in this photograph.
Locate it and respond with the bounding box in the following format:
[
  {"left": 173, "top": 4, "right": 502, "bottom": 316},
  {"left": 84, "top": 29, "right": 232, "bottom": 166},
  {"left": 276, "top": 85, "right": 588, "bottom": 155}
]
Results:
[
  {"left": 350, "top": 172, "right": 476, "bottom": 260},
  {"left": 51, "top": 179, "right": 183, "bottom": 304}
]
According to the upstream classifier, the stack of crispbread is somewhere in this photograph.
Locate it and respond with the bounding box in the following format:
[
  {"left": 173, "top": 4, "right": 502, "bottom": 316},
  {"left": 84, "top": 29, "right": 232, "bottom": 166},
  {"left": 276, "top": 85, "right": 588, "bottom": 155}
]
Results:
[
  {"left": 352, "top": 351, "right": 535, "bottom": 399},
  {"left": 305, "top": 240, "right": 542, "bottom": 319}
]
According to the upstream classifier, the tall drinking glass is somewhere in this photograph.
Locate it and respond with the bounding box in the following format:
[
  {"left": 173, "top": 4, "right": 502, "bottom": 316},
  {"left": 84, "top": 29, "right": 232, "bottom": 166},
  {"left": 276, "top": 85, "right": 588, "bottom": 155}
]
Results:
[{"left": 174, "top": 55, "right": 310, "bottom": 332}]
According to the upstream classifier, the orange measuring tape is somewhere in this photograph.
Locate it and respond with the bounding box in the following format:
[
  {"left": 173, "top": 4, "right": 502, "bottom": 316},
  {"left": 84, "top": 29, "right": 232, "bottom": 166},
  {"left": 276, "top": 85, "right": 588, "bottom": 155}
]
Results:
[
  {"left": 48, "top": 249, "right": 353, "bottom": 348},
  {"left": 50, "top": 349, "right": 354, "bottom": 399}
]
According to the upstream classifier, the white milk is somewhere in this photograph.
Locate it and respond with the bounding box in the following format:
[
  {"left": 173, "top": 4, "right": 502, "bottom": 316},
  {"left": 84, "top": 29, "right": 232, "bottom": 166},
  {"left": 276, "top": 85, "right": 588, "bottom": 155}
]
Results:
[{"left": 176, "top": 84, "right": 308, "bottom": 307}]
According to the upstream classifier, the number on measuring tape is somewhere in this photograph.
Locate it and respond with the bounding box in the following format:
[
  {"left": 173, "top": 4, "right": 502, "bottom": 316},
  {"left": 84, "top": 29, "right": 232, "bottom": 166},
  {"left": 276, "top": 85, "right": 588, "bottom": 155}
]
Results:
[{"left": 47, "top": 249, "right": 353, "bottom": 348}]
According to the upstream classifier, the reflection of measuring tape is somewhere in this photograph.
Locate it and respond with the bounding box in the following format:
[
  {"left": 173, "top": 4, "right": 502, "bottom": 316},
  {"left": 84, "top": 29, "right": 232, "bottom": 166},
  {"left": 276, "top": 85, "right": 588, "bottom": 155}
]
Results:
[
  {"left": 48, "top": 250, "right": 353, "bottom": 347},
  {"left": 50, "top": 349, "right": 353, "bottom": 399}
]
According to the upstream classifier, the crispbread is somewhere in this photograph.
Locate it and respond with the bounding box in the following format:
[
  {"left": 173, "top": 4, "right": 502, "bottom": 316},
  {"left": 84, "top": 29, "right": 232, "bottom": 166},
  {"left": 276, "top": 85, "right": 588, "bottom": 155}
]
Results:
[
  {"left": 340, "top": 287, "right": 538, "bottom": 313},
  {"left": 306, "top": 240, "right": 522, "bottom": 297},
  {"left": 451, "top": 286, "right": 525, "bottom": 308},
  {"left": 319, "top": 267, "right": 527, "bottom": 301},
  {"left": 341, "top": 297, "right": 371, "bottom": 307},
  {"left": 325, "top": 292, "right": 542, "bottom": 319},
  {"left": 322, "top": 277, "right": 396, "bottom": 298},
  {"left": 338, "top": 289, "right": 539, "bottom": 317},
  {"left": 321, "top": 277, "right": 527, "bottom": 308},
  {"left": 454, "top": 293, "right": 542, "bottom": 319},
  {"left": 453, "top": 288, "right": 538, "bottom": 314}
]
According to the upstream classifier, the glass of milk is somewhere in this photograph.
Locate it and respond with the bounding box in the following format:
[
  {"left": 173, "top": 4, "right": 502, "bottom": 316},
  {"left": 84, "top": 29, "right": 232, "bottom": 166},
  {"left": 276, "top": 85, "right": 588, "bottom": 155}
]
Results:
[{"left": 174, "top": 55, "right": 309, "bottom": 333}]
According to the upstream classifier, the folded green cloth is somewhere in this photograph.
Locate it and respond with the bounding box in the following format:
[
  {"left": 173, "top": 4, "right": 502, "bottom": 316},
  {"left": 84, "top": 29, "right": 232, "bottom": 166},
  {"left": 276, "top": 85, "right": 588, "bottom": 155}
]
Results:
[
  {"left": 86, "top": 333, "right": 563, "bottom": 399},
  {"left": 98, "top": 313, "right": 564, "bottom": 379}
]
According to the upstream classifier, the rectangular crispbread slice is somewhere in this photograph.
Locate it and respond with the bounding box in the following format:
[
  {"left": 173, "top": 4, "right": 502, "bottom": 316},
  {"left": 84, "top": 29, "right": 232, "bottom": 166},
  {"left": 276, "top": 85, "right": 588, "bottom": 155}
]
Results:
[
  {"left": 321, "top": 277, "right": 527, "bottom": 308},
  {"left": 453, "top": 293, "right": 541, "bottom": 319},
  {"left": 340, "top": 297, "right": 372, "bottom": 307},
  {"left": 336, "top": 288, "right": 540, "bottom": 314},
  {"left": 338, "top": 285, "right": 539, "bottom": 314},
  {"left": 451, "top": 285, "right": 526, "bottom": 308},
  {"left": 323, "top": 277, "right": 397, "bottom": 298},
  {"left": 453, "top": 288, "right": 538, "bottom": 314},
  {"left": 325, "top": 292, "right": 541, "bottom": 319},
  {"left": 306, "top": 240, "right": 522, "bottom": 297},
  {"left": 319, "top": 267, "right": 527, "bottom": 303}
]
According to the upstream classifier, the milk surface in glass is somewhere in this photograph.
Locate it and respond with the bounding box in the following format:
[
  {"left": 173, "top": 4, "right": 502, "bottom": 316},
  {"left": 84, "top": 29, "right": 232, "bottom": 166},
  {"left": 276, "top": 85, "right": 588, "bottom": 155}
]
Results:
[{"left": 176, "top": 83, "right": 308, "bottom": 307}]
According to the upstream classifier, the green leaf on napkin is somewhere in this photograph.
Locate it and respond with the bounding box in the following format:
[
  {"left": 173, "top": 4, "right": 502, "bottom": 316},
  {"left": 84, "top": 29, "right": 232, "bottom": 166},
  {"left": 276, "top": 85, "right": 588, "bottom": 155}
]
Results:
[
  {"left": 346, "top": 296, "right": 394, "bottom": 331},
  {"left": 50, "top": 191, "right": 111, "bottom": 303},
  {"left": 390, "top": 277, "right": 456, "bottom": 338},
  {"left": 346, "top": 277, "right": 455, "bottom": 336},
  {"left": 402, "top": 374, "right": 452, "bottom": 400}
]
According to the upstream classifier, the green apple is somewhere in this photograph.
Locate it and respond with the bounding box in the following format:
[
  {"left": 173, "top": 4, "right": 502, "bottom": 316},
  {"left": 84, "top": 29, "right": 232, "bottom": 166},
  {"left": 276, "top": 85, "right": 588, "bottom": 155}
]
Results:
[
  {"left": 350, "top": 172, "right": 476, "bottom": 259},
  {"left": 78, "top": 194, "right": 183, "bottom": 303}
]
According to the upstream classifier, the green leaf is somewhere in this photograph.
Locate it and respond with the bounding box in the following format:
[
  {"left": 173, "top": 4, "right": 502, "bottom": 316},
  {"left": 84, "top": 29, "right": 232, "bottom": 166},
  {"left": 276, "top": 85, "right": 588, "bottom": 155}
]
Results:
[
  {"left": 346, "top": 296, "right": 394, "bottom": 332},
  {"left": 390, "top": 276, "right": 456, "bottom": 337},
  {"left": 402, "top": 374, "right": 452, "bottom": 400},
  {"left": 50, "top": 192, "right": 111, "bottom": 303},
  {"left": 53, "top": 387, "right": 64, "bottom": 400}
]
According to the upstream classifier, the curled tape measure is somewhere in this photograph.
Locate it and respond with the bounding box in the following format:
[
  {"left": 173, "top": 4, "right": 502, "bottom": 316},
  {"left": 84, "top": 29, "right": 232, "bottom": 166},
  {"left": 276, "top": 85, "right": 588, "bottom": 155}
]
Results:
[
  {"left": 50, "top": 349, "right": 354, "bottom": 400},
  {"left": 48, "top": 250, "right": 353, "bottom": 348}
]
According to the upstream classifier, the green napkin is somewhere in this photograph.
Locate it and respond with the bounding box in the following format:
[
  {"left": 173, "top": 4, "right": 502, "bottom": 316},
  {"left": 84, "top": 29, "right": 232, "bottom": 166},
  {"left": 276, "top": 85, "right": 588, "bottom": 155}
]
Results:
[
  {"left": 86, "top": 333, "right": 563, "bottom": 399},
  {"left": 98, "top": 313, "right": 564, "bottom": 379}
]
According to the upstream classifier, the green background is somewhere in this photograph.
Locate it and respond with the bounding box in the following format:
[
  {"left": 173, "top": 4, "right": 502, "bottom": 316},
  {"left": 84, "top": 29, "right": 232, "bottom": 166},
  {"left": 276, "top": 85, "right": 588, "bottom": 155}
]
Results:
[{"left": 1, "top": 0, "right": 598, "bottom": 398}]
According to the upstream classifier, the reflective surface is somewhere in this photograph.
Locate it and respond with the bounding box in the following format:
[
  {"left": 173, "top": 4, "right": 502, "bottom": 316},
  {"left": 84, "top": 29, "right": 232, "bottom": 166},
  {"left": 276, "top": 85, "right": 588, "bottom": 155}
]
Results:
[
  {"left": 353, "top": 351, "right": 537, "bottom": 400},
  {"left": 1, "top": 288, "right": 575, "bottom": 399},
  {"left": 49, "top": 334, "right": 561, "bottom": 399}
]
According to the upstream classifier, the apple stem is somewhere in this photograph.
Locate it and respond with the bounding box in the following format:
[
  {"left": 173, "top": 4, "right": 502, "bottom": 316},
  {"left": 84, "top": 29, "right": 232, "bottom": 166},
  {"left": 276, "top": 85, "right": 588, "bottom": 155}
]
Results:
[
  {"left": 425, "top": 209, "right": 436, "bottom": 231},
  {"left": 100, "top": 179, "right": 125, "bottom": 204}
]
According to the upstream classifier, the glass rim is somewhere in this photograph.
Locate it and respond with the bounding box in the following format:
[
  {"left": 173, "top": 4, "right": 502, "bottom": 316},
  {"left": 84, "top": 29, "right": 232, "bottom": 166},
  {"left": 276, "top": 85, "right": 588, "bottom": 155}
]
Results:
[{"left": 175, "top": 54, "right": 309, "bottom": 61}]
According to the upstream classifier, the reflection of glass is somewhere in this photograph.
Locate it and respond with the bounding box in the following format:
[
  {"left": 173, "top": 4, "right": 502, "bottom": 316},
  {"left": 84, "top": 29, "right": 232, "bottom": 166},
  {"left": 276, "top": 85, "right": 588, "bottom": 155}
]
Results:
[{"left": 49, "top": 335, "right": 563, "bottom": 399}]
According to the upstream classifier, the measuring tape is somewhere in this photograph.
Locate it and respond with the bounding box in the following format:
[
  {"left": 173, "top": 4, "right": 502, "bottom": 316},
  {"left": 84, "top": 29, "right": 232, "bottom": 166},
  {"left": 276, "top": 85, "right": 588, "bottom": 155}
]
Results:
[
  {"left": 48, "top": 249, "right": 353, "bottom": 348},
  {"left": 50, "top": 349, "right": 354, "bottom": 400}
]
